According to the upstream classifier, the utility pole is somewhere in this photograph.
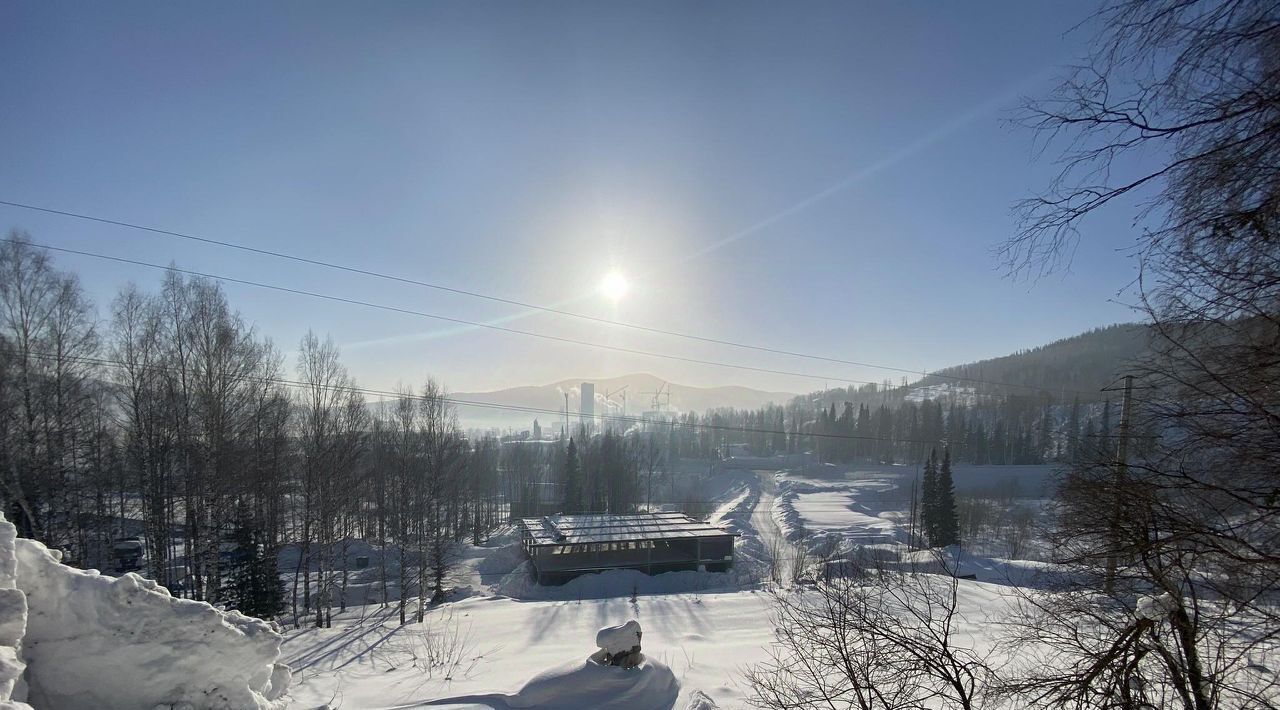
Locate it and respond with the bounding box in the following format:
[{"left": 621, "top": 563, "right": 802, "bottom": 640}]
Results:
[{"left": 1103, "top": 374, "right": 1134, "bottom": 594}]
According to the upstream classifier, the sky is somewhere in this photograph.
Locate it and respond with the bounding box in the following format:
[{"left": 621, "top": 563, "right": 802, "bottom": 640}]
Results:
[{"left": 0, "top": 0, "right": 1145, "bottom": 397}]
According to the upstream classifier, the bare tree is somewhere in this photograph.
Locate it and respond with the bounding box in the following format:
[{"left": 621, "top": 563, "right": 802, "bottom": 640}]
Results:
[
  {"left": 1003, "top": 0, "right": 1280, "bottom": 280},
  {"left": 747, "top": 555, "right": 993, "bottom": 710},
  {"left": 999, "top": 3, "right": 1280, "bottom": 707},
  {"left": 111, "top": 285, "right": 174, "bottom": 584},
  {"left": 295, "top": 331, "right": 365, "bottom": 627},
  {"left": 418, "top": 378, "right": 461, "bottom": 611},
  {"left": 0, "top": 232, "right": 99, "bottom": 552}
]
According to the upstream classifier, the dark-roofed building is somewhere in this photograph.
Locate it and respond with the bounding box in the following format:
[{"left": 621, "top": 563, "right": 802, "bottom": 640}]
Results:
[{"left": 519, "top": 512, "right": 737, "bottom": 585}]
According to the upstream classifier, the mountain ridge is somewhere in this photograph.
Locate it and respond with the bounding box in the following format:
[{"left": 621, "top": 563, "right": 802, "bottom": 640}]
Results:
[{"left": 441, "top": 324, "right": 1151, "bottom": 430}]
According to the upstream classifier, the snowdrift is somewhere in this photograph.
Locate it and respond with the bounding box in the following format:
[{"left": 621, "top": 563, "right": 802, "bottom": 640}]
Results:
[
  {"left": 0, "top": 513, "right": 290, "bottom": 709},
  {"left": 424, "top": 656, "right": 679, "bottom": 710},
  {"left": 505, "top": 656, "right": 677, "bottom": 709},
  {"left": 0, "top": 517, "right": 30, "bottom": 710}
]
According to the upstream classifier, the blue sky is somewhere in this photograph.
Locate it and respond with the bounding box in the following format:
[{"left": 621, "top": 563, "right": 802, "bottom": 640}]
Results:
[{"left": 0, "top": 1, "right": 1143, "bottom": 395}]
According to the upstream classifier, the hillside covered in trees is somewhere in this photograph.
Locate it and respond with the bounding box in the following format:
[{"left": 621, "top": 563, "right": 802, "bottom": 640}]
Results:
[
  {"left": 667, "top": 325, "right": 1153, "bottom": 468},
  {"left": 918, "top": 323, "right": 1148, "bottom": 397}
]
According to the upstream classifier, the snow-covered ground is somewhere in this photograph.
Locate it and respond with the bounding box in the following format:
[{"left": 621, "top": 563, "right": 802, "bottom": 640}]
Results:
[
  {"left": 277, "top": 464, "right": 1048, "bottom": 709},
  {"left": 282, "top": 588, "right": 770, "bottom": 708},
  {"left": 773, "top": 465, "right": 909, "bottom": 547},
  {"left": 280, "top": 577, "right": 1026, "bottom": 709}
]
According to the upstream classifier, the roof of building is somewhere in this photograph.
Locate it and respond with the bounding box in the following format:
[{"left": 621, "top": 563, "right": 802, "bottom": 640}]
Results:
[{"left": 520, "top": 512, "right": 735, "bottom": 546}]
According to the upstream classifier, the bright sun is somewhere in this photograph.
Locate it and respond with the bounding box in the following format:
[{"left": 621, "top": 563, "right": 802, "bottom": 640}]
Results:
[{"left": 599, "top": 270, "right": 630, "bottom": 302}]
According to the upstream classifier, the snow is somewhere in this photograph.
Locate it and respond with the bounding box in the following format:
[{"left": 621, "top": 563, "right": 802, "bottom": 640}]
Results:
[
  {"left": 0, "top": 517, "right": 30, "bottom": 710},
  {"left": 11, "top": 530, "right": 291, "bottom": 709},
  {"left": 904, "top": 382, "right": 978, "bottom": 406},
  {"left": 1135, "top": 592, "right": 1178, "bottom": 620},
  {"left": 774, "top": 468, "right": 906, "bottom": 546},
  {"left": 597, "top": 620, "right": 643, "bottom": 654},
  {"left": 421, "top": 656, "right": 679, "bottom": 710},
  {"left": 281, "top": 587, "right": 774, "bottom": 708},
  {"left": 683, "top": 690, "right": 719, "bottom": 709},
  {"left": 278, "top": 572, "right": 1033, "bottom": 709},
  {"left": 275, "top": 462, "right": 1083, "bottom": 708},
  {"left": 270, "top": 458, "right": 1094, "bottom": 709},
  {"left": 794, "top": 492, "right": 896, "bottom": 533}
]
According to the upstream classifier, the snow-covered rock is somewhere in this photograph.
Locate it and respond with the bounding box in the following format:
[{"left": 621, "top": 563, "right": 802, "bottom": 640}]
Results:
[
  {"left": 684, "top": 689, "right": 719, "bottom": 710},
  {"left": 596, "top": 620, "right": 642, "bottom": 655},
  {"left": 13, "top": 532, "right": 291, "bottom": 709}
]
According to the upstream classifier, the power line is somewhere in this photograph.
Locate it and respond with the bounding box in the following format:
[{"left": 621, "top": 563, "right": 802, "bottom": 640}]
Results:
[
  {"left": 0, "top": 199, "right": 1096, "bottom": 399},
  {"left": 6, "top": 237, "right": 892, "bottom": 387},
  {"left": 22, "top": 349, "right": 951, "bottom": 446}
]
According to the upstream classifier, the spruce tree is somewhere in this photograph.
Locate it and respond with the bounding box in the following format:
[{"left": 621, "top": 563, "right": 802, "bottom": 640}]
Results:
[
  {"left": 1038, "top": 402, "right": 1053, "bottom": 463},
  {"left": 223, "top": 516, "right": 285, "bottom": 620},
  {"left": 921, "top": 449, "right": 939, "bottom": 544},
  {"left": 935, "top": 446, "right": 960, "bottom": 548},
  {"left": 562, "top": 437, "right": 583, "bottom": 513},
  {"left": 1067, "top": 397, "right": 1081, "bottom": 463}
]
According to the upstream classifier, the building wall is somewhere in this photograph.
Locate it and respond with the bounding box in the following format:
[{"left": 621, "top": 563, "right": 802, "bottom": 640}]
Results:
[{"left": 527, "top": 535, "right": 735, "bottom": 584}]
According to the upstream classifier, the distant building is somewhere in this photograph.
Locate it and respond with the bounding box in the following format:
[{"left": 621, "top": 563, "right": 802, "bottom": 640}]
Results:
[
  {"left": 580, "top": 382, "right": 595, "bottom": 429},
  {"left": 520, "top": 512, "right": 737, "bottom": 585}
]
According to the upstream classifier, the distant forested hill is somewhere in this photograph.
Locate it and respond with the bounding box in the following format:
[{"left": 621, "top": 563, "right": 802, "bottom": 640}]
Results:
[{"left": 919, "top": 323, "right": 1149, "bottom": 399}]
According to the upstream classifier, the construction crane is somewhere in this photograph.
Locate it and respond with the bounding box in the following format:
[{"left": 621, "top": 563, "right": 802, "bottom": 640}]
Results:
[
  {"left": 604, "top": 385, "right": 629, "bottom": 426},
  {"left": 642, "top": 381, "right": 671, "bottom": 415}
]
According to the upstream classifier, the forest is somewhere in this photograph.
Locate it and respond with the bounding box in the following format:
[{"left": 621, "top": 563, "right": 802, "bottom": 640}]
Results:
[{"left": 0, "top": 234, "right": 668, "bottom": 625}]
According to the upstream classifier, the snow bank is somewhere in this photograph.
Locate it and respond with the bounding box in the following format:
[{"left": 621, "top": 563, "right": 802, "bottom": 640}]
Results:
[
  {"left": 476, "top": 540, "right": 528, "bottom": 578},
  {"left": 14, "top": 535, "right": 290, "bottom": 709},
  {"left": 891, "top": 548, "right": 1057, "bottom": 589},
  {"left": 429, "top": 656, "right": 679, "bottom": 710},
  {"left": 0, "top": 517, "right": 30, "bottom": 710},
  {"left": 509, "top": 657, "right": 677, "bottom": 709},
  {"left": 772, "top": 479, "right": 808, "bottom": 542},
  {"left": 705, "top": 472, "right": 759, "bottom": 536}
]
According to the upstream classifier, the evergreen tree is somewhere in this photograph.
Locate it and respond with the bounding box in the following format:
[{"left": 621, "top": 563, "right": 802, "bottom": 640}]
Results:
[
  {"left": 876, "top": 405, "right": 894, "bottom": 464},
  {"left": 1038, "top": 401, "right": 1053, "bottom": 463},
  {"left": 1079, "top": 419, "right": 1097, "bottom": 471},
  {"left": 935, "top": 447, "right": 959, "bottom": 547},
  {"left": 1066, "top": 396, "right": 1081, "bottom": 463},
  {"left": 1097, "top": 398, "right": 1113, "bottom": 462},
  {"left": 562, "top": 437, "right": 583, "bottom": 513},
  {"left": 223, "top": 516, "right": 285, "bottom": 620},
  {"left": 921, "top": 449, "right": 939, "bottom": 544}
]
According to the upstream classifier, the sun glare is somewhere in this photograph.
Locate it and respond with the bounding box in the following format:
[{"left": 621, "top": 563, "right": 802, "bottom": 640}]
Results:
[{"left": 599, "top": 270, "right": 630, "bottom": 302}]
